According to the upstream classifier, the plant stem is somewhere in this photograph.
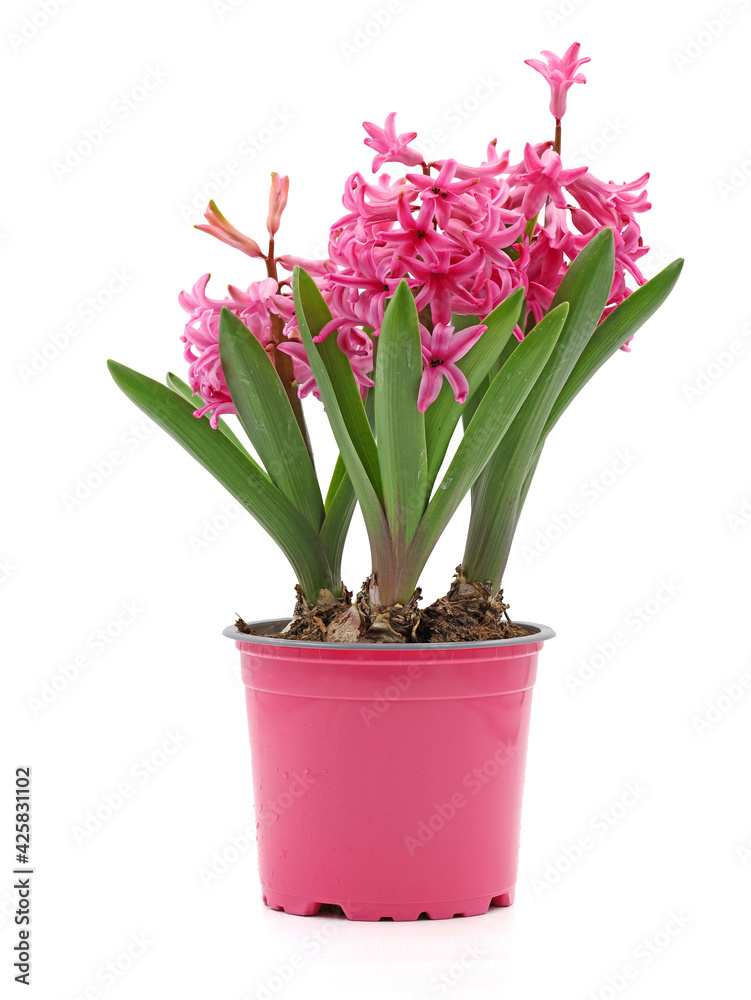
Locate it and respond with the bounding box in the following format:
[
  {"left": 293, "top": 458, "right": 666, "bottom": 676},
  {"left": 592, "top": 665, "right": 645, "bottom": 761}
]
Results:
[
  {"left": 543, "top": 122, "right": 562, "bottom": 229},
  {"left": 265, "top": 242, "right": 315, "bottom": 463}
]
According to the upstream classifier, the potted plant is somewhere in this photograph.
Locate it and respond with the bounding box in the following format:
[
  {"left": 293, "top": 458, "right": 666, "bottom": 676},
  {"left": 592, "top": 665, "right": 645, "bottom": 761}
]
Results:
[{"left": 108, "top": 43, "right": 682, "bottom": 920}]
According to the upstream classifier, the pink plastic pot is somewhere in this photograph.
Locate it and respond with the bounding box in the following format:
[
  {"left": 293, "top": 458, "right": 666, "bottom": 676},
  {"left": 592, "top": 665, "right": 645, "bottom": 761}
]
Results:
[{"left": 224, "top": 619, "right": 554, "bottom": 921}]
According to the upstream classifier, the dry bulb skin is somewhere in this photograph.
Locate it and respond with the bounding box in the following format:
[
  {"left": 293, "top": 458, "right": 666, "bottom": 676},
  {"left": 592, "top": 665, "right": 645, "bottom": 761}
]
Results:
[{"left": 234, "top": 568, "right": 533, "bottom": 644}]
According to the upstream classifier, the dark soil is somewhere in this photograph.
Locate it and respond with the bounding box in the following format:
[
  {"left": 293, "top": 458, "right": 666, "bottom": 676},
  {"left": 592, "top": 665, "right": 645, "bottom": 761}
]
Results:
[{"left": 234, "top": 568, "right": 536, "bottom": 644}]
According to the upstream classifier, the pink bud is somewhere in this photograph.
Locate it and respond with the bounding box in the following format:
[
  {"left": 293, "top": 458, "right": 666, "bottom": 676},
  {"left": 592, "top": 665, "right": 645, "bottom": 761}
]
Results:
[
  {"left": 195, "top": 201, "right": 264, "bottom": 258},
  {"left": 266, "top": 173, "right": 290, "bottom": 237}
]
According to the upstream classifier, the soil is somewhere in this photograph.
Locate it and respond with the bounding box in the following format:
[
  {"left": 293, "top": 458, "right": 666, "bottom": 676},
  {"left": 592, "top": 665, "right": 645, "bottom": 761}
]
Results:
[{"left": 234, "top": 567, "right": 536, "bottom": 644}]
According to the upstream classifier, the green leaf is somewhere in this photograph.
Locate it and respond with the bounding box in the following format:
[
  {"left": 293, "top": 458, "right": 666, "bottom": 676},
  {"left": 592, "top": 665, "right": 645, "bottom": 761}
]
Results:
[
  {"left": 293, "top": 267, "right": 397, "bottom": 601},
  {"left": 461, "top": 309, "right": 525, "bottom": 441},
  {"left": 218, "top": 308, "right": 325, "bottom": 531},
  {"left": 461, "top": 374, "right": 491, "bottom": 431},
  {"left": 542, "top": 258, "right": 685, "bottom": 439},
  {"left": 463, "top": 333, "right": 524, "bottom": 506},
  {"left": 375, "top": 280, "right": 428, "bottom": 564},
  {"left": 397, "top": 304, "right": 569, "bottom": 599},
  {"left": 293, "top": 270, "right": 383, "bottom": 501},
  {"left": 319, "top": 454, "right": 357, "bottom": 586},
  {"left": 498, "top": 259, "right": 685, "bottom": 565},
  {"left": 462, "top": 228, "right": 616, "bottom": 587},
  {"left": 108, "top": 361, "right": 334, "bottom": 599},
  {"left": 165, "top": 371, "right": 258, "bottom": 464},
  {"left": 549, "top": 226, "right": 616, "bottom": 339},
  {"left": 324, "top": 453, "right": 348, "bottom": 511},
  {"left": 425, "top": 288, "right": 523, "bottom": 488},
  {"left": 318, "top": 386, "right": 377, "bottom": 584},
  {"left": 319, "top": 470, "right": 357, "bottom": 588}
]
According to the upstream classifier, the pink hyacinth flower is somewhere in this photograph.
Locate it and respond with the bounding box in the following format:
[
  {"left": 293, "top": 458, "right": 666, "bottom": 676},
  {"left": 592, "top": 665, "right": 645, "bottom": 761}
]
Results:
[
  {"left": 337, "top": 325, "right": 375, "bottom": 396},
  {"left": 434, "top": 140, "right": 510, "bottom": 181},
  {"left": 406, "top": 159, "right": 480, "bottom": 229},
  {"left": 195, "top": 201, "right": 264, "bottom": 258},
  {"left": 179, "top": 274, "right": 298, "bottom": 426},
  {"left": 515, "top": 143, "right": 587, "bottom": 220},
  {"left": 387, "top": 193, "right": 456, "bottom": 264},
  {"left": 276, "top": 255, "right": 336, "bottom": 277},
  {"left": 266, "top": 172, "right": 290, "bottom": 237},
  {"left": 179, "top": 274, "right": 237, "bottom": 427},
  {"left": 565, "top": 171, "right": 651, "bottom": 227},
  {"left": 525, "top": 42, "right": 591, "bottom": 121},
  {"left": 363, "top": 112, "right": 425, "bottom": 173},
  {"left": 406, "top": 249, "right": 485, "bottom": 327},
  {"left": 418, "top": 322, "right": 487, "bottom": 413},
  {"left": 276, "top": 340, "right": 320, "bottom": 400}
]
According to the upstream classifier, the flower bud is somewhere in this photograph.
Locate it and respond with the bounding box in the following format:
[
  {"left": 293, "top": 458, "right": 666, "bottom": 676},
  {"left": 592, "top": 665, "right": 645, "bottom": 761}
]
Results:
[
  {"left": 195, "top": 201, "right": 264, "bottom": 258},
  {"left": 266, "top": 173, "right": 290, "bottom": 237}
]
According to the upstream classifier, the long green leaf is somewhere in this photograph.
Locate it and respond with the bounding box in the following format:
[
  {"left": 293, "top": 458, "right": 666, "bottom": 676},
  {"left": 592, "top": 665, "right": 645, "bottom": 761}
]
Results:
[
  {"left": 325, "top": 453, "right": 348, "bottom": 510},
  {"left": 108, "top": 361, "right": 334, "bottom": 599},
  {"left": 319, "top": 471, "right": 357, "bottom": 588},
  {"left": 463, "top": 228, "right": 616, "bottom": 587},
  {"left": 292, "top": 274, "right": 382, "bottom": 502},
  {"left": 549, "top": 226, "right": 616, "bottom": 338},
  {"left": 425, "top": 288, "right": 524, "bottom": 488},
  {"left": 218, "top": 308, "right": 324, "bottom": 531},
  {"left": 375, "top": 280, "right": 428, "bottom": 564},
  {"left": 461, "top": 318, "right": 524, "bottom": 451},
  {"left": 165, "top": 371, "right": 258, "bottom": 464},
  {"left": 461, "top": 374, "right": 491, "bottom": 432},
  {"left": 293, "top": 268, "right": 397, "bottom": 601},
  {"left": 502, "top": 258, "right": 685, "bottom": 556},
  {"left": 397, "top": 304, "right": 569, "bottom": 599},
  {"left": 542, "top": 258, "right": 685, "bottom": 439},
  {"left": 317, "top": 384, "right": 376, "bottom": 583},
  {"left": 320, "top": 454, "right": 357, "bottom": 585}
]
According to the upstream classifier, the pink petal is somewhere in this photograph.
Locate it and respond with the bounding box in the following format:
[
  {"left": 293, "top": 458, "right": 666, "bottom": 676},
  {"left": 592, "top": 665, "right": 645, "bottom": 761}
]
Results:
[
  {"left": 417, "top": 367, "right": 443, "bottom": 412},
  {"left": 447, "top": 323, "right": 487, "bottom": 361},
  {"left": 443, "top": 363, "right": 470, "bottom": 404}
]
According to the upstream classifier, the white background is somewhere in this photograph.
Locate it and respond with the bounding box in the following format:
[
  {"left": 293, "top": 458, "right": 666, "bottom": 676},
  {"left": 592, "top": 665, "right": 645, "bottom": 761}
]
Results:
[{"left": 3, "top": 0, "right": 750, "bottom": 997}]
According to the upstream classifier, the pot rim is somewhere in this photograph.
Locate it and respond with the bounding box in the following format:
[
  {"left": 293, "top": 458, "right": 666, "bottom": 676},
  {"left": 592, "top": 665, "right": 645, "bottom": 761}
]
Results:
[{"left": 223, "top": 618, "right": 555, "bottom": 650}]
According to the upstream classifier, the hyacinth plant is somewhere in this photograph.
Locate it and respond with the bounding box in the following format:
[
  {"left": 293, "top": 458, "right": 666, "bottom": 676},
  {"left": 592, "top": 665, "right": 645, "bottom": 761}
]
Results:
[{"left": 109, "top": 44, "right": 683, "bottom": 643}]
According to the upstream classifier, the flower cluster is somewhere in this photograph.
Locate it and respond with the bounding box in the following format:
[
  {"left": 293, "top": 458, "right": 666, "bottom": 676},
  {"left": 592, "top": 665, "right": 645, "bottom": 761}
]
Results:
[
  {"left": 180, "top": 43, "right": 652, "bottom": 423},
  {"left": 179, "top": 272, "right": 294, "bottom": 426},
  {"left": 179, "top": 174, "right": 334, "bottom": 423},
  {"left": 319, "top": 42, "right": 650, "bottom": 409}
]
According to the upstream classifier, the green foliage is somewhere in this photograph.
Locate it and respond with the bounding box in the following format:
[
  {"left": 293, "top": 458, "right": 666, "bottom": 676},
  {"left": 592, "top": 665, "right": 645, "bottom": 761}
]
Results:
[
  {"left": 107, "top": 361, "right": 335, "bottom": 599},
  {"left": 109, "top": 242, "right": 683, "bottom": 609}
]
